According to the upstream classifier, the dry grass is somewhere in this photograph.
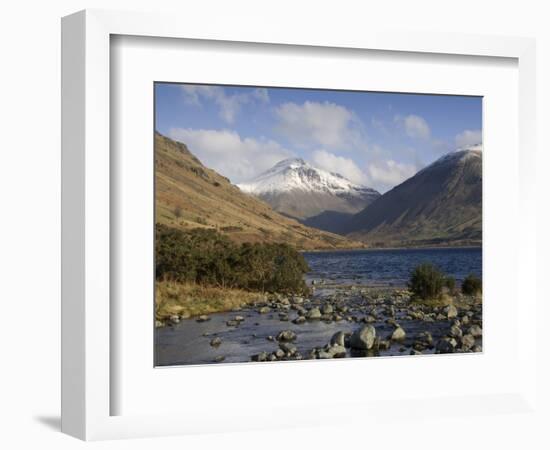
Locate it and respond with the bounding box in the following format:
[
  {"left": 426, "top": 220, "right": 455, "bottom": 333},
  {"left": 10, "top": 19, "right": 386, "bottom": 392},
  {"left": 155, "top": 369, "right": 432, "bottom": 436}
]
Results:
[
  {"left": 411, "top": 292, "right": 482, "bottom": 309},
  {"left": 155, "top": 280, "right": 264, "bottom": 320}
]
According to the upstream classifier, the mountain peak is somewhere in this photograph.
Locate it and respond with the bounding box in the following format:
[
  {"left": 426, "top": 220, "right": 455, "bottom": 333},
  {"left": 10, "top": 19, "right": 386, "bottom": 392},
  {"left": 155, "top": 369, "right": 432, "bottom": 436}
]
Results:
[
  {"left": 273, "top": 157, "right": 307, "bottom": 169},
  {"left": 238, "top": 158, "right": 373, "bottom": 195},
  {"left": 237, "top": 158, "right": 380, "bottom": 220}
]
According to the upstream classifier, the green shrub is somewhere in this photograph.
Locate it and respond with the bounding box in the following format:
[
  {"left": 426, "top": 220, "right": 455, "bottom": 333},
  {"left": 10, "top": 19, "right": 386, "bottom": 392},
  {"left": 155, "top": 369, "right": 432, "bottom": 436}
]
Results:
[
  {"left": 461, "top": 274, "right": 482, "bottom": 295},
  {"left": 408, "top": 263, "right": 445, "bottom": 300},
  {"left": 155, "top": 224, "right": 310, "bottom": 295},
  {"left": 444, "top": 276, "right": 456, "bottom": 293}
]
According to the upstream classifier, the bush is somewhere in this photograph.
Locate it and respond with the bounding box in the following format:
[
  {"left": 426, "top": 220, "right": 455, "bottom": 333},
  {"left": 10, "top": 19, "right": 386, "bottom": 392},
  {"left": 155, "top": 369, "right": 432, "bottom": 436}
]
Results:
[
  {"left": 409, "top": 263, "right": 445, "bottom": 300},
  {"left": 462, "top": 274, "right": 482, "bottom": 295},
  {"left": 444, "top": 276, "right": 456, "bottom": 293},
  {"left": 155, "top": 224, "right": 310, "bottom": 295}
]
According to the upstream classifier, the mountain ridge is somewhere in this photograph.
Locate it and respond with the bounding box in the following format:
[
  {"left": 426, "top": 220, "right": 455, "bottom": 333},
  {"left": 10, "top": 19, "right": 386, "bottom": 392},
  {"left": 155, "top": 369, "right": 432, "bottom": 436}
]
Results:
[
  {"left": 345, "top": 146, "right": 482, "bottom": 247},
  {"left": 155, "top": 132, "right": 366, "bottom": 250}
]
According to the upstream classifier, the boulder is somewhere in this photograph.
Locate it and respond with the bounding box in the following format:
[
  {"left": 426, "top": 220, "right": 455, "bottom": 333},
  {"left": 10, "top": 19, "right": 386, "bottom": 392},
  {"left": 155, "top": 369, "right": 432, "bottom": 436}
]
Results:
[
  {"left": 210, "top": 337, "right": 222, "bottom": 347},
  {"left": 251, "top": 351, "right": 269, "bottom": 362},
  {"left": 169, "top": 314, "right": 180, "bottom": 324},
  {"left": 350, "top": 325, "right": 377, "bottom": 350},
  {"left": 435, "top": 338, "right": 455, "bottom": 354},
  {"left": 416, "top": 331, "right": 433, "bottom": 346},
  {"left": 276, "top": 330, "right": 297, "bottom": 342},
  {"left": 328, "top": 345, "right": 347, "bottom": 358},
  {"left": 306, "top": 307, "right": 322, "bottom": 320},
  {"left": 449, "top": 323, "right": 463, "bottom": 338},
  {"left": 444, "top": 304, "right": 458, "bottom": 319},
  {"left": 321, "top": 304, "right": 334, "bottom": 315},
  {"left": 279, "top": 342, "right": 297, "bottom": 355},
  {"left": 468, "top": 325, "right": 483, "bottom": 338},
  {"left": 330, "top": 331, "right": 348, "bottom": 347},
  {"left": 461, "top": 334, "right": 476, "bottom": 351},
  {"left": 293, "top": 316, "right": 306, "bottom": 325},
  {"left": 391, "top": 326, "right": 406, "bottom": 341}
]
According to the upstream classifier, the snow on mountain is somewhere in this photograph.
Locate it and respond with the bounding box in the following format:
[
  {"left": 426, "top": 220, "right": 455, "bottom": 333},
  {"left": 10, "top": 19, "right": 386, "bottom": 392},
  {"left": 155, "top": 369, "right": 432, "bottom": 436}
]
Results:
[
  {"left": 237, "top": 158, "right": 380, "bottom": 221},
  {"left": 237, "top": 157, "right": 377, "bottom": 197}
]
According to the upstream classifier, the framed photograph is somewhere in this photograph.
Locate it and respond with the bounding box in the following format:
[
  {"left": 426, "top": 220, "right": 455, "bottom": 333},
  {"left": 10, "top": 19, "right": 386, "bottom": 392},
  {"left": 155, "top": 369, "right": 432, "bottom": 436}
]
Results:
[{"left": 62, "top": 9, "right": 537, "bottom": 441}]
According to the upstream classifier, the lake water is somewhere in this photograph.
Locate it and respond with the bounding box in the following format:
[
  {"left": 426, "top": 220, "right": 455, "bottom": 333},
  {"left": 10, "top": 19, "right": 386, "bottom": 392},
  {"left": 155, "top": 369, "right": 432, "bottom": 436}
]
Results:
[{"left": 303, "top": 247, "right": 482, "bottom": 287}]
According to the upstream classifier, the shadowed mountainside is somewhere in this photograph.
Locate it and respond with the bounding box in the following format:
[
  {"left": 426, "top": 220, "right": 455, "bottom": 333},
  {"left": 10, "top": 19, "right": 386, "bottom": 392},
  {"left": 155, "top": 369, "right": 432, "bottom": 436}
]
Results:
[{"left": 345, "top": 148, "right": 482, "bottom": 247}]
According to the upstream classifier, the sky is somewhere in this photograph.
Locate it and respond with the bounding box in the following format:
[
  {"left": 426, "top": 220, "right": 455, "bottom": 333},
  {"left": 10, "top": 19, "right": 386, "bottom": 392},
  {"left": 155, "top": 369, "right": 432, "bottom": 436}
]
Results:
[{"left": 155, "top": 83, "right": 482, "bottom": 193}]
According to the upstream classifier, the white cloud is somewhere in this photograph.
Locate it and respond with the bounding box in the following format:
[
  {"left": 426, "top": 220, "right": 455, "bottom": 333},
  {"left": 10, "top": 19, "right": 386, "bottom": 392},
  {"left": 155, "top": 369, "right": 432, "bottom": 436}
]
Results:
[
  {"left": 455, "top": 129, "right": 482, "bottom": 148},
  {"left": 168, "top": 128, "right": 291, "bottom": 183},
  {"left": 275, "top": 101, "right": 362, "bottom": 149},
  {"left": 311, "top": 150, "right": 366, "bottom": 184},
  {"left": 180, "top": 86, "right": 269, "bottom": 124},
  {"left": 395, "top": 114, "right": 431, "bottom": 140},
  {"left": 365, "top": 159, "right": 418, "bottom": 193}
]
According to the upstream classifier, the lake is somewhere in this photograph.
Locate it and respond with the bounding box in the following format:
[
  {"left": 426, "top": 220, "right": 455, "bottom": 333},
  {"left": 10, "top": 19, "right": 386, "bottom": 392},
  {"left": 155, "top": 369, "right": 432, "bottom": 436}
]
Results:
[{"left": 303, "top": 247, "right": 482, "bottom": 287}]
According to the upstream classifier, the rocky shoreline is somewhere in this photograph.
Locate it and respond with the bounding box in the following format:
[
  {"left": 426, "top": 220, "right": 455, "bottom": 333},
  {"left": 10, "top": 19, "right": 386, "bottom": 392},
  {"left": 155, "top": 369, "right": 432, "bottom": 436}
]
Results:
[{"left": 155, "top": 285, "right": 482, "bottom": 366}]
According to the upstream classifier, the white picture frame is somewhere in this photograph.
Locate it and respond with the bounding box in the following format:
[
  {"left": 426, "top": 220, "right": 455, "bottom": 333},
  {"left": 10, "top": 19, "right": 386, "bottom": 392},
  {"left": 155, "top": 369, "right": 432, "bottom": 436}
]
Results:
[{"left": 61, "top": 9, "right": 538, "bottom": 441}]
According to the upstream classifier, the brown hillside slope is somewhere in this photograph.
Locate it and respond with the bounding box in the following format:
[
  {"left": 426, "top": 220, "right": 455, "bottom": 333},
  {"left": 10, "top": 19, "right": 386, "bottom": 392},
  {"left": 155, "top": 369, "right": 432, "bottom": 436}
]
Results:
[{"left": 155, "top": 133, "right": 365, "bottom": 250}]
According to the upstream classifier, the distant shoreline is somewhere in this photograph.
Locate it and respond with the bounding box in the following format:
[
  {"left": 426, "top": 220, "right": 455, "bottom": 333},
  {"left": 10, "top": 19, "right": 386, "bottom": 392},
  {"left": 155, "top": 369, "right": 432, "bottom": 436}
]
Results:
[{"left": 302, "top": 244, "right": 482, "bottom": 253}]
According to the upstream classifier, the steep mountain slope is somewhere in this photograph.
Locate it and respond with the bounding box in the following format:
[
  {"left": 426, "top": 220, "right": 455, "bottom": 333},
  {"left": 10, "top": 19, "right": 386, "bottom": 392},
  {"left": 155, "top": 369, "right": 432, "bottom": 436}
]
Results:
[
  {"left": 302, "top": 211, "right": 355, "bottom": 234},
  {"left": 346, "top": 147, "right": 482, "bottom": 247},
  {"left": 155, "top": 133, "right": 365, "bottom": 250},
  {"left": 237, "top": 158, "right": 380, "bottom": 220}
]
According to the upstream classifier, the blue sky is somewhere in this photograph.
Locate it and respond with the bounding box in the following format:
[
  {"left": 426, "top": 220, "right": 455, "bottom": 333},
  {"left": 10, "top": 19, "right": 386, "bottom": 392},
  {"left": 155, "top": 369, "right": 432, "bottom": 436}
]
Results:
[{"left": 155, "top": 83, "right": 482, "bottom": 193}]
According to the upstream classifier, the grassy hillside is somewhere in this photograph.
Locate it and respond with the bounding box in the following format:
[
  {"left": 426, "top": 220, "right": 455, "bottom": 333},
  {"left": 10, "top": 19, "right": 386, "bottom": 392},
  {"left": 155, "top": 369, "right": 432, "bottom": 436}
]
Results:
[{"left": 155, "top": 132, "right": 365, "bottom": 250}]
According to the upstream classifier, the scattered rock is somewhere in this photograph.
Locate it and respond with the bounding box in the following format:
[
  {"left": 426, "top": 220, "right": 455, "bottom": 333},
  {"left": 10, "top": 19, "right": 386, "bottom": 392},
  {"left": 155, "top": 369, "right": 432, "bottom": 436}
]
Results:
[
  {"left": 306, "top": 307, "right": 322, "bottom": 320},
  {"left": 279, "top": 342, "right": 297, "bottom": 355},
  {"left": 210, "top": 337, "right": 222, "bottom": 347},
  {"left": 444, "top": 305, "right": 458, "bottom": 319},
  {"left": 251, "top": 352, "right": 269, "bottom": 362},
  {"left": 391, "top": 326, "right": 406, "bottom": 342},
  {"left": 276, "top": 330, "right": 297, "bottom": 342},
  {"left": 226, "top": 320, "right": 239, "bottom": 327},
  {"left": 278, "top": 313, "right": 289, "bottom": 321},
  {"left": 461, "top": 334, "right": 476, "bottom": 351},
  {"left": 449, "top": 323, "right": 463, "bottom": 338},
  {"left": 350, "top": 325, "right": 377, "bottom": 350},
  {"left": 258, "top": 306, "right": 270, "bottom": 314},
  {"left": 169, "top": 314, "right": 180, "bottom": 324},
  {"left": 293, "top": 316, "right": 306, "bottom": 325},
  {"left": 234, "top": 315, "right": 245, "bottom": 322},
  {"left": 321, "top": 304, "right": 333, "bottom": 315},
  {"left": 328, "top": 345, "right": 347, "bottom": 358},
  {"left": 196, "top": 315, "right": 210, "bottom": 322},
  {"left": 435, "top": 338, "right": 455, "bottom": 354},
  {"left": 330, "top": 331, "right": 348, "bottom": 347},
  {"left": 155, "top": 320, "right": 165, "bottom": 328},
  {"left": 213, "top": 355, "right": 225, "bottom": 363},
  {"left": 468, "top": 325, "right": 482, "bottom": 338}
]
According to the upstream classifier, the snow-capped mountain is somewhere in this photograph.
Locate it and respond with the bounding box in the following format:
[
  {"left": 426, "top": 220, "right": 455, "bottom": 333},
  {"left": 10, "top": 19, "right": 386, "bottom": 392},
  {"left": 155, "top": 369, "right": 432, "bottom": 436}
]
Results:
[
  {"left": 419, "top": 144, "right": 482, "bottom": 173},
  {"left": 346, "top": 145, "right": 482, "bottom": 246},
  {"left": 237, "top": 158, "right": 380, "bottom": 220}
]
